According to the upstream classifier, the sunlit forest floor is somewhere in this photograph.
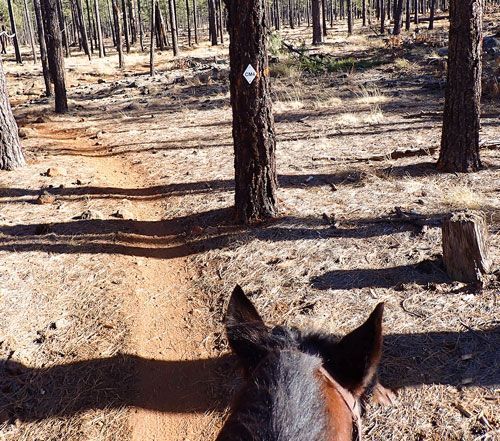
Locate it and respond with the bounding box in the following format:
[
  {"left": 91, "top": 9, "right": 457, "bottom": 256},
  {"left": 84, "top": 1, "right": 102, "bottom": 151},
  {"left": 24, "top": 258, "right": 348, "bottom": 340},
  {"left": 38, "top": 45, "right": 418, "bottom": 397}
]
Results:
[{"left": 1, "top": 11, "right": 499, "bottom": 441}]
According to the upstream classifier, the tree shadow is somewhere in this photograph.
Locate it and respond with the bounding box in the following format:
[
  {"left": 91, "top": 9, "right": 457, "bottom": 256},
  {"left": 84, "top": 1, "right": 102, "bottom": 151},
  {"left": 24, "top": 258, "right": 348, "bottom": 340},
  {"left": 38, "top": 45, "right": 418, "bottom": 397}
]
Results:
[
  {"left": 1, "top": 327, "right": 498, "bottom": 424},
  {"left": 310, "top": 258, "right": 449, "bottom": 290}
]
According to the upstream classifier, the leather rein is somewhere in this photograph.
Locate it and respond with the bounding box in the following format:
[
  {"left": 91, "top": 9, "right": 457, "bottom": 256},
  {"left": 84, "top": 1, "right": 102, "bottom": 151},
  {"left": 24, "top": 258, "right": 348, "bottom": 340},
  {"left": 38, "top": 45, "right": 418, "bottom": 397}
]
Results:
[{"left": 319, "top": 366, "right": 362, "bottom": 441}]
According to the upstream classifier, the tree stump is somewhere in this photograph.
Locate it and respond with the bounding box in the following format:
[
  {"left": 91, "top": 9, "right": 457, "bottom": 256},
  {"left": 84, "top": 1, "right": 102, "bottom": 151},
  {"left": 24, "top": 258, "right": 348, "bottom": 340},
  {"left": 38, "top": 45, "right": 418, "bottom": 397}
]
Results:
[{"left": 442, "top": 211, "right": 491, "bottom": 283}]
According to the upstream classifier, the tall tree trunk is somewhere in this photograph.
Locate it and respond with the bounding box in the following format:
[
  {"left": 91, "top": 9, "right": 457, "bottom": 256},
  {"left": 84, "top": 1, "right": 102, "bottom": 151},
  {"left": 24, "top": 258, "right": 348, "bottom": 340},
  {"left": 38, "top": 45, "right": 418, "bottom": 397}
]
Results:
[
  {"left": 347, "top": 0, "right": 353, "bottom": 34},
  {"left": 208, "top": 0, "right": 218, "bottom": 45},
  {"left": 168, "top": 0, "right": 179, "bottom": 55},
  {"left": 321, "top": 0, "right": 328, "bottom": 35},
  {"left": 428, "top": 0, "right": 436, "bottom": 29},
  {"left": 41, "top": 0, "right": 68, "bottom": 113},
  {"left": 112, "top": 0, "right": 124, "bottom": 66},
  {"left": 33, "top": 0, "right": 52, "bottom": 96},
  {"left": 75, "top": 0, "right": 92, "bottom": 59},
  {"left": 438, "top": 0, "right": 482, "bottom": 172},
  {"left": 7, "top": 0, "right": 23, "bottom": 63},
  {"left": 185, "top": 0, "right": 192, "bottom": 45},
  {"left": 312, "top": 0, "right": 323, "bottom": 44},
  {"left": 224, "top": 0, "right": 278, "bottom": 224},
  {"left": 137, "top": 0, "right": 145, "bottom": 51},
  {"left": 405, "top": 0, "right": 411, "bottom": 30},
  {"left": 380, "top": 0, "right": 385, "bottom": 33},
  {"left": 413, "top": 0, "right": 418, "bottom": 23},
  {"left": 23, "top": 0, "right": 38, "bottom": 63},
  {"left": 94, "top": 0, "right": 105, "bottom": 56},
  {"left": 0, "top": 59, "right": 25, "bottom": 170},
  {"left": 56, "top": 0, "right": 70, "bottom": 57},
  {"left": 150, "top": 0, "right": 155, "bottom": 75},
  {"left": 122, "top": 0, "right": 131, "bottom": 52},
  {"left": 192, "top": 0, "right": 198, "bottom": 44},
  {"left": 393, "top": 0, "right": 404, "bottom": 34},
  {"left": 362, "top": 0, "right": 367, "bottom": 25}
]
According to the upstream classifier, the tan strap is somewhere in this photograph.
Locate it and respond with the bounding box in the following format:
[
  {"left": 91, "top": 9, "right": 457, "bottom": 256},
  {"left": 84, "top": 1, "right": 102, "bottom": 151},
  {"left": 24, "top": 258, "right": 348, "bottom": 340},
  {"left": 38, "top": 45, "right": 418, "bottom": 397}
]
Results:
[{"left": 319, "top": 366, "right": 362, "bottom": 441}]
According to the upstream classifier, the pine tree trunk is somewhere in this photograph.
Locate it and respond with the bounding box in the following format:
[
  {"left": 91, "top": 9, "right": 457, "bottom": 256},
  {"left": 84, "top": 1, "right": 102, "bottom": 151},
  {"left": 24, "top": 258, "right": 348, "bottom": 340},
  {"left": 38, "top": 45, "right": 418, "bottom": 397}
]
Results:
[
  {"left": 428, "top": 0, "right": 435, "bottom": 29},
  {"left": 185, "top": 0, "right": 192, "bottom": 45},
  {"left": 23, "top": 0, "right": 38, "bottom": 63},
  {"left": 75, "top": 0, "right": 92, "bottom": 59},
  {"left": 56, "top": 0, "right": 70, "bottom": 57},
  {"left": 438, "top": 0, "right": 482, "bottom": 172},
  {"left": 137, "top": 0, "right": 144, "bottom": 51},
  {"left": 405, "top": 0, "right": 411, "bottom": 30},
  {"left": 224, "top": 0, "right": 278, "bottom": 224},
  {"left": 192, "top": 0, "right": 198, "bottom": 44},
  {"left": 112, "top": 0, "right": 123, "bottom": 66},
  {"left": 393, "top": 0, "right": 404, "bottom": 34},
  {"left": 312, "top": 0, "right": 323, "bottom": 44},
  {"left": 322, "top": 0, "right": 328, "bottom": 35},
  {"left": 7, "top": 0, "right": 23, "bottom": 64},
  {"left": 150, "top": 0, "right": 155, "bottom": 75},
  {"left": 121, "top": 0, "right": 131, "bottom": 52},
  {"left": 208, "top": 0, "right": 218, "bottom": 45},
  {"left": 347, "top": 0, "right": 353, "bottom": 34},
  {"left": 0, "top": 59, "right": 25, "bottom": 170},
  {"left": 94, "top": 0, "right": 105, "bottom": 56},
  {"left": 34, "top": 0, "right": 52, "bottom": 96},
  {"left": 168, "top": 0, "right": 179, "bottom": 55},
  {"left": 41, "top": 0, "right": 68, "bottom": 113}
]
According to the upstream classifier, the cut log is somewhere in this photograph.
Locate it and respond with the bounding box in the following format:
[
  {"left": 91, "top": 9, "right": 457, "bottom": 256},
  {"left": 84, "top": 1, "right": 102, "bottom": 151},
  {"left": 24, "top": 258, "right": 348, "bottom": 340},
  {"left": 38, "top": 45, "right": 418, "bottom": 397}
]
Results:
[{"left": 442, "top": 211, "right": 491, "bottom": 283}]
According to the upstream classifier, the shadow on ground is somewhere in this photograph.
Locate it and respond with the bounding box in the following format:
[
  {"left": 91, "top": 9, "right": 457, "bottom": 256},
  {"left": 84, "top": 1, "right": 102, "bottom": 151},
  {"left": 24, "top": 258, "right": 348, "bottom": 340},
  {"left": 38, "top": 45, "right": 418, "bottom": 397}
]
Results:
[{"left": 0, "top": 326, "right": 498, "bottom": 423}]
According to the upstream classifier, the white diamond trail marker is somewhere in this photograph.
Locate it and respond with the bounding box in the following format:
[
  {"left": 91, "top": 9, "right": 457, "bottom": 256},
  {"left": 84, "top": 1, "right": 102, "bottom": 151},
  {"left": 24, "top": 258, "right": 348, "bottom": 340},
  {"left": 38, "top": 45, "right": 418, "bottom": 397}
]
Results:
[{"left": 243, "top": 64, "right": 257, "bottom": 84}]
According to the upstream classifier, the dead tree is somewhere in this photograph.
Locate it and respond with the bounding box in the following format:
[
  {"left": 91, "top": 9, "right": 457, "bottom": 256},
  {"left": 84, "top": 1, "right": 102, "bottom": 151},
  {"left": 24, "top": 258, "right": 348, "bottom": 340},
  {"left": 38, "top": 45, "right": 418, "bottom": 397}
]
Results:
[
  {"left": 438, "top": 0, "right": 482, "bottom": 172},
  {"left": 0, "top": 59, "right": 25, "bottom": 170},
  {"left": 442, "top": 211, "right": 491, "bottom": 284},
  {"left": 41, "top": 0, "right": 69, "bottom": 113},
  {"left": 224, "top": 0, "right": 278, "bottom": 224}
]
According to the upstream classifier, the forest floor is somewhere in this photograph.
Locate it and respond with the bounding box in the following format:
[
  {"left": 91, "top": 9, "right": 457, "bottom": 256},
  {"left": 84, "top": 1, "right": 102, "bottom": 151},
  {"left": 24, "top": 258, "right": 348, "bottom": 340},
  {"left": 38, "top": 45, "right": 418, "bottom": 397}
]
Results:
[{"left": 1, "top": 13, "right": 499, "bottom": 441}]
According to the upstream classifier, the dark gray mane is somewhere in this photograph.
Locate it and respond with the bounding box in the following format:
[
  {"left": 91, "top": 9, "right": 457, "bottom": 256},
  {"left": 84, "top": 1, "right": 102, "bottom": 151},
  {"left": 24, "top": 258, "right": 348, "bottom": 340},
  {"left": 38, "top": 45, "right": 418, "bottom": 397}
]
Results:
[{"left": 217, "top": 349, "right": 330, "bottom": 441}]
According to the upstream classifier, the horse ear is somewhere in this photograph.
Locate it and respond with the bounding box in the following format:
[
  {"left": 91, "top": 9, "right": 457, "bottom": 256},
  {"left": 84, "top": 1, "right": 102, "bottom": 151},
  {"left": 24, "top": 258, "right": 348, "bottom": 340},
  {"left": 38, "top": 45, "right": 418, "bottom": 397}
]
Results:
[
  {"left": 331, "top": 303, "right": 384, "bottom": 397},
  {"left": 225, "top": 285, "right": 269, "bottom": 371}
]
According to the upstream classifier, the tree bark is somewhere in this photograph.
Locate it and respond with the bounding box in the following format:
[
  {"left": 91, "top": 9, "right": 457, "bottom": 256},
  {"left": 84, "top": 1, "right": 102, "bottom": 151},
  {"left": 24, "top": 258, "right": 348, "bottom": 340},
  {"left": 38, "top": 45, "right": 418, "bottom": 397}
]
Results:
[
  {"left": 428, "top": 0, "right": 436, "bottom": 29},
  {"left": 192, "top": 0, "right": 199, "bottom": 44},
  {"left": 224, "top": 0, "right": 278, "bottom": 224},
  {"left": 442, "top": 211, "right": 491, "bottom": 283},
  {"left": 121, "top": 0, "right": 131, "bottom": 52},
  {"left": 393, "top": 0, "right": 404, "bottom": 34},
  {"left": 208, "top": 0, "right": 218, "bottom": 45},
  {"left": 41, "top": 0, "right": 68, "bottom": 113},
  {"left": 150, "top": 0, "right": 155, "bottom": 75},
  {"left": 312, "top": 0, "right": 323, "bottom": 44},
  {"left": 75, "top": 0, "right": 92, "bottom": 59},
  {"left": 34, "top": 0, "right": 52, "bottom": 96},
  {"left": 347, "top": 0, "right": 353, "bottom": 35},
  {"left": 167, "top": 0, "right": 179, "bottom": 55},
  {"left": 23, "top": 0, "right": 38, "bottom": 63},
  {"left": 7, "top": 0, "right": 23, "bottom": 64},
  {"left": 438, "top": 0, "right": 482, "bottom": 172},
  {"left": 137, "top": 0, "right": 145, "bottom": 50},
  {"left": 94, "top": 0, "right": 106, "bottom": 56},
  {"left": 112, "top": 0, "right": 123, "bottom": 67},
  {"left": 0, "top": 59, "right": 25, "bottom": 170}
]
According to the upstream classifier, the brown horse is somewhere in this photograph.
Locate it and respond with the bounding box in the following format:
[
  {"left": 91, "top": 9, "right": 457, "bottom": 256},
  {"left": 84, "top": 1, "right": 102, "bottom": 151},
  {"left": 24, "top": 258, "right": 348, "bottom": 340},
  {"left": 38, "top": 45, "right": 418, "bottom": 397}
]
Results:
[{"left": 216, "top": 285, "right": 387, "bottom": 441}]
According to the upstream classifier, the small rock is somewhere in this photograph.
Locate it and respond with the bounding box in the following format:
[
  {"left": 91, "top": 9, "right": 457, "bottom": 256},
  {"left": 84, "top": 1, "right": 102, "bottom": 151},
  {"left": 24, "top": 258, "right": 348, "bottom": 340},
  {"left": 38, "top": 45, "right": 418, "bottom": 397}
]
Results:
[
  {"left": 97, "top": 78, "right": 106, "bottom": 84},
  {"left": 437, "top": 47, "right": 448, "bottom": 57},
  {"left": 111, "top": 209, "right": 134, "bottom": 220},
  {"left": 74, "top": 209, "right": 103, "bottom": 220},
  {"left": 45, "top": 167, "right": 67, "bottom": 177},
  {"left": 36, "top": 191, "right": 56, "bottom": 205}
]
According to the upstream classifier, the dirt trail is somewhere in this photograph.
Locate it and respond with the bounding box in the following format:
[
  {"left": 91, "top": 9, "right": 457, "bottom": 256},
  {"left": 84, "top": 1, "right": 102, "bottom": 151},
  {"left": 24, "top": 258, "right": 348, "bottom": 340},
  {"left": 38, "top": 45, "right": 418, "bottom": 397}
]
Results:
[{"left": 37, "top": 122, "right": 218, "bottom": 440}]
